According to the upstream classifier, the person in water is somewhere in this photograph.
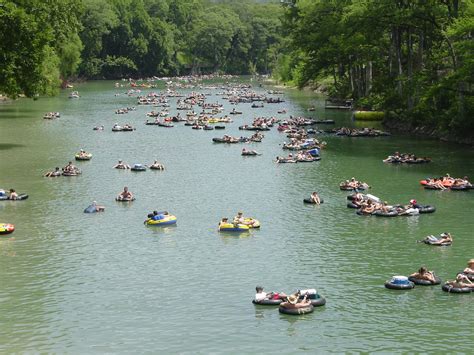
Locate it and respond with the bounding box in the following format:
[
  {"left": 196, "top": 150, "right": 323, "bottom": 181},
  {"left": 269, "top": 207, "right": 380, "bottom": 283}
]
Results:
[
  {"left": 279, "top": 292, "right": 311, "bottom": 309},
  {"left": 219, "top": 217, "right": 230, "bottom": 228},
  {"left": 8, "top": 189, "right": 18, "bottom": 200},
  {"left": 113, "top": 160, "right": 130, "bottom": 169},
  {"left": 45, "top": 167, "right": 61, "bottom": 177},
  {"left": 89, "top": 201, "right": 105, "bottom": 212},
  {"left": 309, "top": 192, "right": 321, "bottom": 205},
  {"left": 63, "top": 161, "right": 78, "bottom": 173},
  {"left": 118, "top": 186, "right": 133, "bottom": 200},
  {"left": 445, "top": 274, "right": 474, "bottom": 289},
  {"left": 410, "top": 267, "right": 436, "bottom": 283},
  {"left": 150, "top": 160, "right": 165, "bottom": 170},
  {"left": 424, "top": 232, "right": 453, "bottom": 245},
  {"left": 463, "top": 259, "right": 474, "bottom": 275},
  {"left": 233, "top": 212, "right": 257, "bottom": 227},
  {"left": 254, "top": 286, "right": 287, "bottom": 302},
  {"left": 151, "top": 210, "right": 168, "bottom": 220}
]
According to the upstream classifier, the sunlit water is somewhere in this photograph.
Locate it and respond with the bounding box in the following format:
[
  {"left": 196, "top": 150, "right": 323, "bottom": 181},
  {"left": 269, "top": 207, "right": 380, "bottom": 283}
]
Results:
[{"left": 0, "top": 80, "right": 473, "bottom": 353}]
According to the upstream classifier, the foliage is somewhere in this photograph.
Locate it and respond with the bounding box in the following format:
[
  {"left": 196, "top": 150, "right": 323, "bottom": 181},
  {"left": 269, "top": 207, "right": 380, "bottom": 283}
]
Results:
[
  {"left": 0, "top": 0, "right": 283, "bottom": 96},
  {"left": 281, "top": 0, "right": 474, "bottom": 135}
]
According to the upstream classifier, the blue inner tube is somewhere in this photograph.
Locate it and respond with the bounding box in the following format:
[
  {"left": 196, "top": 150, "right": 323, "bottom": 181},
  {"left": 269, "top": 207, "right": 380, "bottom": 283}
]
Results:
[
  {"left": 384, "top": 281, "right": 415, "bottom": 290},
  {"left": 278, "top": 305, "right": 314, "bottom": 315},
  {"left": 252, "top": 299, "right": 282, "bottom": 306},
  {"left": 442, "top": 283, "right": 472, "bottom": 293},
  {"left": 408, "top": 275, "right": 441, "bottom": 286},
  {"left": 131, "top": 166, "right": 146, "bottom": 171},
  {"left": 304, "top": 198, "right": 324, "bottom": 204}
]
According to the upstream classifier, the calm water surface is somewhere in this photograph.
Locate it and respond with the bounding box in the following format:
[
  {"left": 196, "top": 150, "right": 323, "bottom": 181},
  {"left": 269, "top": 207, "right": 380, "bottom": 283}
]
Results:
[{"left": 0, "top": 80, "right": 473, "bottom": 353}]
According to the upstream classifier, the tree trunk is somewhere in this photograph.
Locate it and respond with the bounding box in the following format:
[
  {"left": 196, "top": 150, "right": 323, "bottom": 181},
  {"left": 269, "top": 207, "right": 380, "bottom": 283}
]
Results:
[
  {"left": 366, "top": 61, "right": 372, "bottom": 96},
  {"left": 407, "top": 28, "right": 414, "bottom": 110},
  {"left": 396, "top": 28, "right": 403, "bottom": 96}
]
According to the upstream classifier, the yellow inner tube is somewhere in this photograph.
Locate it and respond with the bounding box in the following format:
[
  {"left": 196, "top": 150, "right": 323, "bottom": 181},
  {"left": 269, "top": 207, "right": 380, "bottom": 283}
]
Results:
[
  {"left": 219, "top": 223, "right": 250, "bottom": 231},
  {"left": 146, "top": 215, "right": 177, "bottom": 225}
]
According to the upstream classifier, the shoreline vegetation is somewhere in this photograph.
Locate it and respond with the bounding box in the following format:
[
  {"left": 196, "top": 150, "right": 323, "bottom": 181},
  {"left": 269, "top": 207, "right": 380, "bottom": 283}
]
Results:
[{"left": 1, "top": 0, "right": 472, "bottom": 144}]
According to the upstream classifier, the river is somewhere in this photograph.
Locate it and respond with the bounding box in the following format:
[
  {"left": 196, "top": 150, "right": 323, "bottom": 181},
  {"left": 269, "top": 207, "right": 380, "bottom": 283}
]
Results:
[{"left": 0, "top": 79, "right": 473, "bottom": 353}]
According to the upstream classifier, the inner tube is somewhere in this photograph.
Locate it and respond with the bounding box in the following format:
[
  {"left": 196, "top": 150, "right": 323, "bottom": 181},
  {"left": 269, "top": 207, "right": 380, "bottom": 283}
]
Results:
[
  {"left": 340, "top": 186, "right": 355, "bottom": 191},
  {"left": 146, "top": 215, "right": 177, "bottom": 226},
  {"left": 218, "top": 223, "right": 249, "bottom": 232},
  {"left": 423, "top": 239, "right": 451, "bottom": 246},
  {"left": 75, "top": 154, "right": 92, "bottom": 161},
  {"left": 300, "top": 295, "right": 326, "bottom": 307},
  {"left": 385, "top": 277, "right": 415, "bottom": 290},
  {"left": 347, "top": 202, "right": 360, "bottom": 209},
  {"left": 215, "top": 126, "right": 225, "bottom": 130},
  {"left": 278, "top": 305, "right": 314, "bottom": 315},
  {"left": 0, "top": 194, "right": 28, "bottom": 201},
  {"left": 408, "top": 275, "right": 441, "bottom": 286},
  {"left": 372, "top": 210, "right": 398, "bottom": 217},
  {"left": 116, "top": 197, "right": 135, "bottom": 202},
  {"left": 442, "top": 283, "right": 472, "bottom": 293},
  {"left": 449, "top": 185, "right": 470, "bottom": 191},
  {"left": 304, "top": 198, "right": 324, "bottom": 204},
  {"left": 0, "top": 223, "right": 15, "bottom": 235},
  {"left": 424, "top": 185, "right": 442, "bottom": 190},
  {"left": 131, "top": 165, "right": 146, "bottom": 171},
  {"left": 252, "top": 299, "right": 282, "bottom": 306}
]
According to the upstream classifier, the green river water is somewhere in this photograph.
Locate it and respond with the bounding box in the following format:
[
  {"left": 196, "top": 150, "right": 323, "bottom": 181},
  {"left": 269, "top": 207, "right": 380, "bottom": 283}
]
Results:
[{"left": 0, "top": 80, "right": 473, "bottom": 353}]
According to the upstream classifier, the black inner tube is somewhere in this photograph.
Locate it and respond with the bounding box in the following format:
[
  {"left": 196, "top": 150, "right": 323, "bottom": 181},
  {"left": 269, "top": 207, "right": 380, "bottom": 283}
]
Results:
[
  {"left": 442, "top": 283, "right": 472, "bottom": 293},
  {"left": 278, "top": 305, "right": 314, "bottom": 315},
  {"left": 304, "top": 198, "right": 324, "bottom": 204},
  {"left": 408, "top": 275, "right": 441, "bottom": 285},
  {"left": 252, "top": 299, "right": 282, "bottom": 306},
  {"left": 384, "top": 281, "right": 415, "bottom": 290}
]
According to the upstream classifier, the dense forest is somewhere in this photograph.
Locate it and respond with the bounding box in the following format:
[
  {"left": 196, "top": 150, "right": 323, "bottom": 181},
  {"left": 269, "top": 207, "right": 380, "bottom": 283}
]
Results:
[
  {"left": 0, "top": 0, "right": 282, "bottom": 97},
  {"left": 276, "top": 0, "right": 474, "bottom": 136},
  {"left": 1, "top": 0, "right": 473, "bottom": 137}
]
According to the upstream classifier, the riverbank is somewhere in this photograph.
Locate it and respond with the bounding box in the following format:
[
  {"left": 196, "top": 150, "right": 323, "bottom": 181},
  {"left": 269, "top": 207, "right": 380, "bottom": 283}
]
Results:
[{"left": 383, "top": 117, "right": 474, "bottom": 146}]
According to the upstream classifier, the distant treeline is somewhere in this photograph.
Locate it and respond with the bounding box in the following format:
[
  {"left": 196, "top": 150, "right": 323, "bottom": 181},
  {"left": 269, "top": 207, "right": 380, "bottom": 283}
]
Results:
[
  {"left": 0, "top": 0, "right": 282, "bottom": 97},
  {"left": 275, "top": 0, "right": 474, "bottom": 136}
]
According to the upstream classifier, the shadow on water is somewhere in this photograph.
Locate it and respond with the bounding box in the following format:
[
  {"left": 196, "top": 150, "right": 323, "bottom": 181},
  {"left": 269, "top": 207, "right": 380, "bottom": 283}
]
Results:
[{"left": 0, "top": 143, "right": 25, "bottom": 150}]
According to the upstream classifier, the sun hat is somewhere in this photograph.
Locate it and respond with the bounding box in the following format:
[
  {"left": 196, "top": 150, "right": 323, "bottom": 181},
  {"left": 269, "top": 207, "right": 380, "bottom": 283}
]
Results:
[
  {"left": 287, "top": 295, "right": 298, "bottom": 305},
  {"left": 468, "top": 259, "right": 474, "bottom": 265}
]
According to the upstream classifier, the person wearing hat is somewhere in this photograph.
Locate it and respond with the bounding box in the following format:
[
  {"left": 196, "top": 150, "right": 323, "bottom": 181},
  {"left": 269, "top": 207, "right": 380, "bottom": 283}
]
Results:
[
  {"left": 409, "top": 199, "right": 422, "bottom": 209},
  {"left": 424, "top": 232, "right": 452, "bottom": 245},
  {"left": 463, "top": 259, "right": 474, "bottom": 275},
  {"left": 254, "top": 286, "right": 287, "bottom": 302},
  {"left": 280, "top": 292, "right": 311, "bottom": 309},
  {"left": 399, "top": 199, "right": 421, "bottom": 215}
]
